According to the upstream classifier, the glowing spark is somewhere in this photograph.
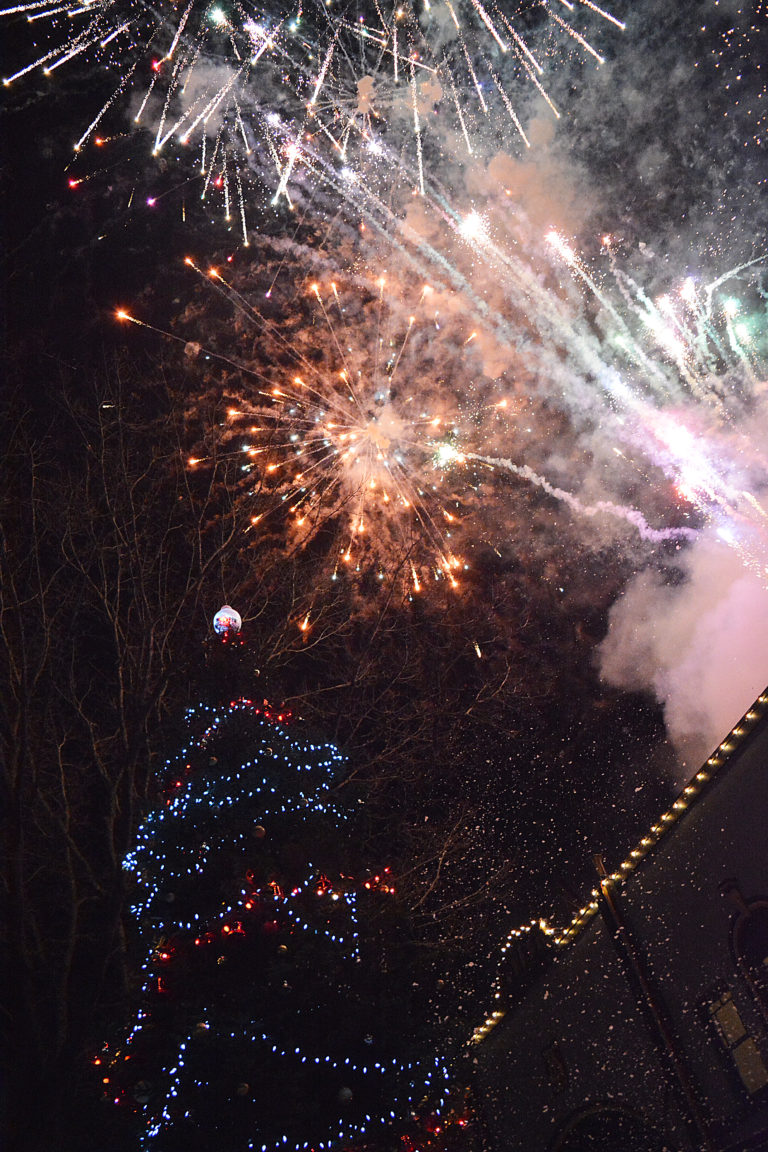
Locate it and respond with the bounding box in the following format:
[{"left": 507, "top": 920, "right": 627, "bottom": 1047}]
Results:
[{"left": 460, "top": 211, "right": 489, "bottom": 244}]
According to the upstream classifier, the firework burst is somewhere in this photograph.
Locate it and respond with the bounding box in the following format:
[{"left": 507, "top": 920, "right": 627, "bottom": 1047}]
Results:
[
  {"left": 220, "top": 275, "right": 472, "bottom": 592},
  {"left": 3, "top": 0, "right": 623, "bottom": 226},
  {"left": 543, "top": 231, "right": 768, "bottom": 578},
  {"left": 119, "top": 249, "right": 525, "bottom": 595},
  {"left": 117, "top": 211, "right": 764, "bottom": 609}
]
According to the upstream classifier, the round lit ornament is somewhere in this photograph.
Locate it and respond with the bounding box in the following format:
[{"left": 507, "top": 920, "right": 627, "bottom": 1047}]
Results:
[
  {"left": 252, "top": 825, "right": 266, "bottom": 839},
  {"left": 338, "top": 1086, "right": 353, "bottom": 1104},
  {"left": 213, "top": 605, "right": 242, "bottom": 635}
]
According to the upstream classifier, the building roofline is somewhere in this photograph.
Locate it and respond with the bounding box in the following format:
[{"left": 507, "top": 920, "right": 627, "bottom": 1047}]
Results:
[{"left": 469, "top": 687, "right": 768, "bottom": 1045}]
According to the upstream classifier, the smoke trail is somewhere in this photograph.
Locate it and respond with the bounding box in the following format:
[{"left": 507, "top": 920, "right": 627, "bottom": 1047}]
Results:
[{"left": 467, "top": 453, "right": 697, "bottom": 543}]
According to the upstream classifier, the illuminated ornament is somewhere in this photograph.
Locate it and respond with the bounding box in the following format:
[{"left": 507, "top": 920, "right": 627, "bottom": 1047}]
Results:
[{"left": 213, "top": 604, "right": 242, "bottom": 635}]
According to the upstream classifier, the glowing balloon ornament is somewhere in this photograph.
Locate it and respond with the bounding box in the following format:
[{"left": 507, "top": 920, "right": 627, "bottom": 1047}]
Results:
[{"left": 212, "top": 604, "right": 242, "bottom": 635}]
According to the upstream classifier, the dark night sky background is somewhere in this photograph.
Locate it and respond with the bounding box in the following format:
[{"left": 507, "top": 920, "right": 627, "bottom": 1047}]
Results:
[{"left": 3, "top": 0, "right": 768, "bottom": 967}]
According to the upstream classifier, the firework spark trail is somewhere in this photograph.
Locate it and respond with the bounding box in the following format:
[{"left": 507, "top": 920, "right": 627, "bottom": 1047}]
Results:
[
  {"left": 538, "top": 239, "right": 768, "bottom": 573},
  {"left": 362, "top": 164, "right": 767, "bottom": 448},
  {"left": 191, "top": 127, "right": 768, "bottom": 585},
  {"left": 261, "top": 58, "right": 768, "bottom": 553},
  {"left": 315, "top": 127, "right": 762, "bottom": 424},
  {"left": 328, "top": 166, "right": 768, "bottom": 572},
  {"left": 120, "top": 184, "right": 768, "bottom": 602},
  {"left": 3, "top": 0, "right": 623, "bottom": 216},
  {"left": 78, "top": 0, "right": 762, "bottom": 599},
  {"left": 545, "top": 231, "right": 689, "bottom": 401},
  {"left": 285, "top": 161, "right": 630, "bottom": 421}
]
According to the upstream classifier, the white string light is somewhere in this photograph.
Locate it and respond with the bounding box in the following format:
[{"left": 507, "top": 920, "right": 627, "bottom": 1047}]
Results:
[{"left": 469, "top": 691, "right": 768, "bottom": 1044}]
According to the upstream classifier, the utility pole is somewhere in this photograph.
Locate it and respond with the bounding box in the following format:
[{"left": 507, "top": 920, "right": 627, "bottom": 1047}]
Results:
[{"left": 593, "top": 855, "right": 715, "bottom": 1152}]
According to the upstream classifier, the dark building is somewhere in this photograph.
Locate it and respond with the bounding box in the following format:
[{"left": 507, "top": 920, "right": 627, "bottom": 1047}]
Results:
[{"left": 472, "top": 690, "right": 768, "bottom": 1152}]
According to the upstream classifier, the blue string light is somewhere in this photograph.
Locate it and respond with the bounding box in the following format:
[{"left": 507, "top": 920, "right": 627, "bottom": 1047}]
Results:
[{"left": 111, "top": 699, "right": 455, "bottom": 1150}]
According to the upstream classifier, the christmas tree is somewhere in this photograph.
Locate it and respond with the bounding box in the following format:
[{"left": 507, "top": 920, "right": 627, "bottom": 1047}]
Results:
[{"left": 99, "top": 610, "right": 471, "bottom": 1151}]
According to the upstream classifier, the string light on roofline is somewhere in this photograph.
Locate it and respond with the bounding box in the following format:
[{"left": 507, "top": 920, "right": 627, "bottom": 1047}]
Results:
[{"left": 469, "top": 689, "right": 768, "bottom": 1045}]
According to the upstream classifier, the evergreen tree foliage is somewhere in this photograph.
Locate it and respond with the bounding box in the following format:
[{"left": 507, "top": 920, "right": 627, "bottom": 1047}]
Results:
[{"left": 101, "top": 633, "right": 469, "bottom": 1152}]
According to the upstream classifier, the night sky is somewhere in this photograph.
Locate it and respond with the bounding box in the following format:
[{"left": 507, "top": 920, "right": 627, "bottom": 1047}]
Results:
[{"left": 3, "top": 0, "right": 768, "bottom": 1028}]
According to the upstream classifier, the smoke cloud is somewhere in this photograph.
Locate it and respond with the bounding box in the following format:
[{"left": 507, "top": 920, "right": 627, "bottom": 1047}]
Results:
[{"left": 598, "top": 531, "right": 768, "bottom": 773}]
